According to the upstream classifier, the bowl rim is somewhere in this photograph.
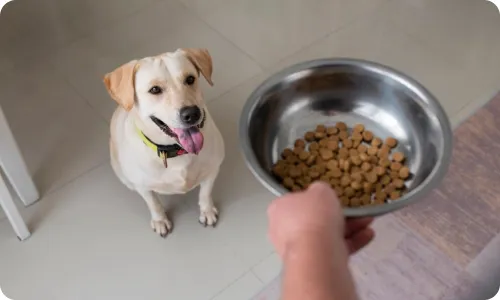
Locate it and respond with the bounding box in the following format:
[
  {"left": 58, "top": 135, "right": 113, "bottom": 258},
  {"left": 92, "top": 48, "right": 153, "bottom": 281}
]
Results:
[{"left": 238, "top": 58, "right": 453, "bottom": 217}]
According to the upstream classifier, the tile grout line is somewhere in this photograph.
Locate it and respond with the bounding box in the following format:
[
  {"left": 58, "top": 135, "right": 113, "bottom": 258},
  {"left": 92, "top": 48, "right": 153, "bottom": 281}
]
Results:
[{"left": 172, "top": 0, "right": 267, "bottom": 71}]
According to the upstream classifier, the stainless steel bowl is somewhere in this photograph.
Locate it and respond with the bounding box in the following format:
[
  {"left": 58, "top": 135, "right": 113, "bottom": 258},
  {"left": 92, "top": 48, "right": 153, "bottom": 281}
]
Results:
[{"left": 239, "top": 58, "right": 453, "bottom": 217}]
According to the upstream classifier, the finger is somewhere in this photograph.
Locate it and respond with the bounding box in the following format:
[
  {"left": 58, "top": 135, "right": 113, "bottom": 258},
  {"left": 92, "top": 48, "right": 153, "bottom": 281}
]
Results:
[
  {"left": 346, "top": 228, "right": 375, "bottom": 254},
  {"left": 345, "top": 217, "right": 374, "bottom": 237}
]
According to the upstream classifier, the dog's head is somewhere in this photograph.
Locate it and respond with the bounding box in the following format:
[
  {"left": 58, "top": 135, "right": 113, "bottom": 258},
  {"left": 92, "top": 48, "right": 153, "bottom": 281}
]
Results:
[{"left": 103, "top": 48, "right": 213, "bottom": 154}]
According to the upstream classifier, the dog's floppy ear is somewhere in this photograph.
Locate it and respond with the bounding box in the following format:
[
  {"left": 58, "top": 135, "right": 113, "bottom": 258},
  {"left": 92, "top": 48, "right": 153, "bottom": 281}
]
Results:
[
  {"left": 103, "top": 60, "right": 139, "bottom": 111},
  {"left": 180, "top": 48, "right": 214, "bottom": 86}
]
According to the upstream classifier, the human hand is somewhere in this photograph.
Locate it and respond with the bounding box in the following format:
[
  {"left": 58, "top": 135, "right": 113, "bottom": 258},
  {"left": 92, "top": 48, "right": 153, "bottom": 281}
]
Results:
[{"left": 267, "top": 182, "right": 374, "bottom": 258}]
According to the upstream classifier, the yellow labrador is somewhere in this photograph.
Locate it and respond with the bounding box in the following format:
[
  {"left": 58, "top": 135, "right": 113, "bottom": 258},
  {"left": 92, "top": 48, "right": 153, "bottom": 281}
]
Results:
[{"left": 104, "top": 49, "right": 225, "bottom": 237}]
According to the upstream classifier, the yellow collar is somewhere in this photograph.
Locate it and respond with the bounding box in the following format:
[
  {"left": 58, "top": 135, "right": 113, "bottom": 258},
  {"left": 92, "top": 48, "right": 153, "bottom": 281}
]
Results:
[{"left": 135, "top": 124, "right": 187, "bottom": 167}]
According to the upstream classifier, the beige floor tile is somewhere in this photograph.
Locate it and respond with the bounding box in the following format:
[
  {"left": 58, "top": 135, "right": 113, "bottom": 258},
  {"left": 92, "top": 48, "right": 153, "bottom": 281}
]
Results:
[
  {"left": 0, "top": 62, "right": 109, "bottom": 195},
  {"left": 381, "top": 0, "right": 500, "bottom": 120},
  {"left": 211, "top": 272, "right": 264, "bottom": 300},
  {"left": 180, "top": 0, "right": 387, "bottom": 66},
  {"left": 266, "top": 10, "right": 494, "bottom": 123},
  {"left": 252, "top": 252, "right": 282, "bottom": 285},
  {"left": 0, "top": 0, "right": 84, "bottom": 68},
  {"left": 50, "top": 0, "right": 262, "bottom": 121},
  {"left": 0, "top": 164, "right": 248, "bottom": 300}
]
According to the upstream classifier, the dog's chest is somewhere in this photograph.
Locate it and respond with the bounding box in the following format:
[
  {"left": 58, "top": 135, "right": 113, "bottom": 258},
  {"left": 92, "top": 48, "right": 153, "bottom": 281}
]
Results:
[{"left": 141, "top": 156, "right": 210, "bottom": 194}]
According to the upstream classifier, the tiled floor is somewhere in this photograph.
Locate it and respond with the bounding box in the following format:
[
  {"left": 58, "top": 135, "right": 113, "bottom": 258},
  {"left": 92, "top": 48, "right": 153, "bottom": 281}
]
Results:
[{"left": 0, "top": 0, "right": 499, "bottom": 299}]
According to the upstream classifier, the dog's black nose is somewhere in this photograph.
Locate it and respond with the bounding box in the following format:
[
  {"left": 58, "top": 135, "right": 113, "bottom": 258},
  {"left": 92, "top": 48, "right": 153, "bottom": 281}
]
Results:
[{"left": 180, "top": 106, "right": 202, "bottom": 126}]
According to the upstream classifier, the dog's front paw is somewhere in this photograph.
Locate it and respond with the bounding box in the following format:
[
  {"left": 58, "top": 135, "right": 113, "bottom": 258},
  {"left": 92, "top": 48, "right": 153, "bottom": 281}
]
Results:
[
  {"left": 199, "top": 206, "right": 219, "bottom": 227},
  {"left": 150, "top": 218, "right": 173, "bottom": 238}
]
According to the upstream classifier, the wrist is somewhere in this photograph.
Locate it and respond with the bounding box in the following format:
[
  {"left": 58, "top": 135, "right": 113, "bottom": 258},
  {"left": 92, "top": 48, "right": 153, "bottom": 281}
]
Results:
[{"left": 283, "top": 231, "right": 346, "bottom": 263}]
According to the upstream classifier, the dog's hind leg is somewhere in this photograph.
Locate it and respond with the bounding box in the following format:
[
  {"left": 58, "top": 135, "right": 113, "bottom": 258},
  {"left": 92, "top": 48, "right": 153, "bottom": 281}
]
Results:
[
  {"left": 137, "top": 189, "right": 172, "bottom": 238},
  {"left": 198, "top": 169, "right": 220, "bottom": 227}
]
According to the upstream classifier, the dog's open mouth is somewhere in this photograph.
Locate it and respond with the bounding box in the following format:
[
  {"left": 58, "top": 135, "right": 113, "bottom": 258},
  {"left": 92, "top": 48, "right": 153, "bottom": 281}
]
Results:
[{"left": 150, "top": 113, "right": 205, "bottom": 155}]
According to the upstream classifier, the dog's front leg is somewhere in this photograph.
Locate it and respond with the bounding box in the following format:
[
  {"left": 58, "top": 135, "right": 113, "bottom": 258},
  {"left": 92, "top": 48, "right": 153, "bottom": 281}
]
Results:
[
  {"left": 137, "top": 189, "right": 172, "bottom": 237},
  {"left": 198, "top": 170, "right": 220, "bottom": 227}
]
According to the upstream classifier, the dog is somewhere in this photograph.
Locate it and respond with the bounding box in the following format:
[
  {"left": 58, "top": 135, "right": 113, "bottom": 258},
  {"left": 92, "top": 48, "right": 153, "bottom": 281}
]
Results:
[{"left": 103, "top": 48, "right": 225, "bottom": 237}]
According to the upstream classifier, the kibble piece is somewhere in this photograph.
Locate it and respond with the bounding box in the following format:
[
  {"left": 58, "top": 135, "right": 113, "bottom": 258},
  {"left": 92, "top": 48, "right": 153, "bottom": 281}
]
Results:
[
  {"left": 286, "top": 155, "right": 299, "bottom": 165},
  {"left": 362, "top": 131, "right": 374, "bottom": 142},
  {"left": 326, "top": 160, "right": 339, "bottom": 170},
  {"left": 399, "top": 166, "right": 410, "bottom": 179},
  {"left": 319, "top": 139, "right": 328, "bottom": 148},
  {"left": 326, "top": 127, "right": 338, "bottom": 136},
  {"left": 342, "top": 160, "right": 351, "bottom": 172},
  {"left": 384, "top": 184, "right": 396, "bottom": 194},
  {"left": 349, "top": 149, "right": 359, "bottom": 157},
  {"left": 392, "top": 151, "right": 405, "bottom": 163},
  {"left": 351, "top": 131, "right": 363, "bottom": 141},
  {"left": 375, "top": 183, "right": 384, "bottom": 193},
  {"left": 319, "top": 148, "right": 334, "bottom": 160},
  {"left": 340, "top": 175, "right": 351, "bottom": 187},
  {"left": 357, "top": 145, "right": 368, "bottom": 154},
  {"left": 389, "top": 171, "right": 400, "bottom": 179},
  {"left": 282, "top": 148, "right": 294, "bottom": 158},
  {"left": 393, "top": 178, "right": 405, "bottom": 189},
  {"left": 390, "top": 162, "right": 402, "bottom": 171},
  {"left": 309, "top": 142, "right": 319, "bottom": 151},
  {"left": 327, "top": 140, "right": 339, "bottom": 151},
  {"left": 363, "top": 182, "right": 373, "bottom": 194},
  {"left": 298, "top": 150, "right": 310, "bottom": 161},
  {"left": 353, "top": 124, "right": 365, "bottom": 133},
  {"left": 350, "top": 197, "right": 362, "bottom": 207},
  {"left": 343, "top": 139, "right": 354, "bottom": 149},
  {"left": 306, "top": 154, "right": 316, "bottom": 166},
  {"left": 291, "top": 185, "right": 302, "bottom": 192},
  {"left": 379, "top": 158, "right": 391, "bottom": 168},
  {"left": 314, "top": 131, "right": 326, "bottom": 140},
  {"left": 374, "top": 166, "right": 386, "bottom": 176},
  {"left": 359, "top": 153, "right": 369, "bottom": 162},
  {"left": 293, "top": 147, "right": 303, "bottom": 155},
  {"left": 360, "top": 194, "right": 371, "bottom": 206},
  {"left": 385, "top": 137, "right": 398, "bottom": 148},
  {"left": 341, "top": 196, "right": 350, "bottom": 207},
  {"left": 309, "top": 170, "right": 320, "bottom": 179},
  {"left": 316, "top": 124, "right": 326, "bottom": 133},
  {"left": 338, "top": 148, "right": 349, "bottom": 159},
  {"left": 272, "top": 165, "right": 287, "bottom": 179},
  {"left": 336, "top": 122, "right": 348, "bottom": 131},
  {"left": 304, "top": 131, "right": 315, "bottom": 142},
  {"left": 390, "top": 190, "right": 401, "bottom": 200},
  {"left": 294, "top": 139, "right": 306, "bottom": 148},
  {"left": 289, "top": 166, "right": 303, "bottom": 178},
  {"left": 351, "top": 166, "right": 361, "bottom": 174},
  {"left": 369, "top": 155, "right": 379, "bottom": 165},
  {"left": 380, "top": 175, "right": 391, "bottom": 186},
  {"left": 375, "top": 191, "right": 387, "bottom": 202},
  {"left": 351, "top": 181, "right": 362, "bottom": 191},
  {"left": 283, "top": 177, "right": 294, "bottom": 189},
  {"left": 339, "top": 131, "right": 349, "bottom": 140},
  {"left": 353, "top": 139, "right": 362, "bottom": 148},
  {"left": 361, "top": 162, "right": 372, "bottom": 172},
  {"left": 371, "top": 138, "right": 383, "bottom": 148},
  {"left": 351, "top": 156, "right": 362, "bottom": 166},
  {"left": 377, "top": 147, "right": 390, "bottom": 159},
  {"left": 365, "top": 171, "right": 378, "bottom": 183},
  {"left": 331, "top": 168, "right": 343, "bottom": 178},
  {"left": 351, "top": 172, "right": 364, "bottom": 183},
  {"left": 367, "top": 146, "right": 378, "bottom": 156},
  {"left": 319, "top": 175, "right": 330, "bottom": 182},
  {"left": 344, "top": 187, "right": 355, "bottom": 198}
]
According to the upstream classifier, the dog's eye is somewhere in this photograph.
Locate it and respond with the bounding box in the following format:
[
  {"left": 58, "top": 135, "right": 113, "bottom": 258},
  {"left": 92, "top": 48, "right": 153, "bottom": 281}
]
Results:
[
  {"left": 185, "top": 75, "right": 196, "bottom": 86},
  {"left": 149, "top": 86, "right": 163, "bottom": 95}
]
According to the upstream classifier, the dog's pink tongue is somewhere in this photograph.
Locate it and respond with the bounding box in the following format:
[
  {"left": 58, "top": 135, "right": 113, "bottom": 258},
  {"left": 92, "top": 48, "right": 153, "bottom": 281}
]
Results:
[{"left": 172, "top": 127, "right": 204, "bottom": 154}]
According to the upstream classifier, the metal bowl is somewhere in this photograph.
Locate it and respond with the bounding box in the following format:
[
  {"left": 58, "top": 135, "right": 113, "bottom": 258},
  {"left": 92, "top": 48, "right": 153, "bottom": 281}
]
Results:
[{"left": 239, "top": 58, "right": 453, "bottom": 217}]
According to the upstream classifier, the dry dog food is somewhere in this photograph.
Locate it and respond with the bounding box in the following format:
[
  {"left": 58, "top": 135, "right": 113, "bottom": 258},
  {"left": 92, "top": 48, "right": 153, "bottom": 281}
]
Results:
[{"left": 272, "top": 122, "right": 412, "bottom": 208}]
